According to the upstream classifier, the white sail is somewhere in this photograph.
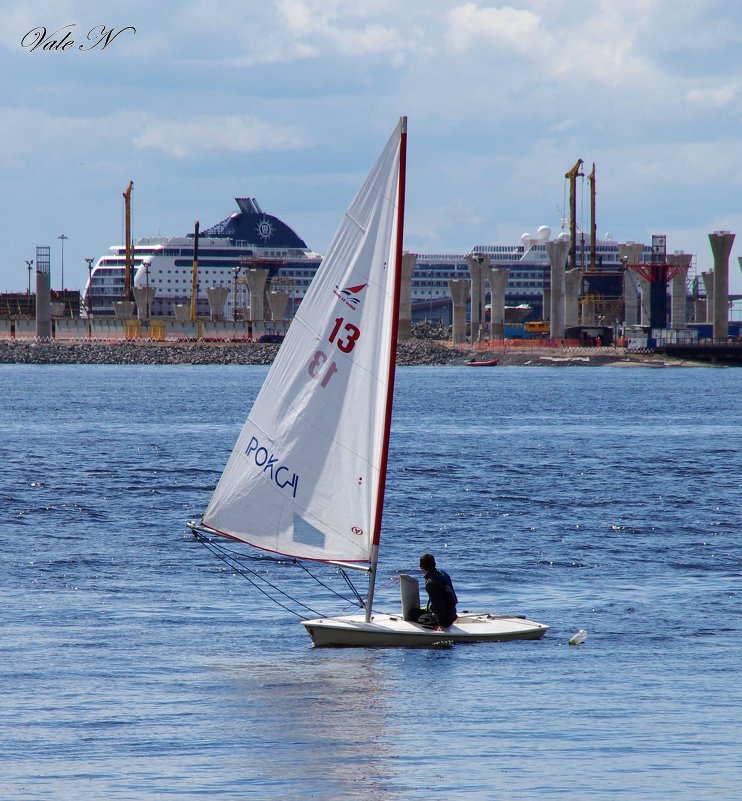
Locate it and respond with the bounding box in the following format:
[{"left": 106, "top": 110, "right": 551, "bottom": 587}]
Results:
[{"left": 201, "top": 120, "right": 404, "bottom": 564}]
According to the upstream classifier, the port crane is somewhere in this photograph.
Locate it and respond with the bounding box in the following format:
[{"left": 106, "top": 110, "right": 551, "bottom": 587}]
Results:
[
  {"left": 587, "top": 163, "right": 596, "bottom": 271},
  {"left": 565, "top": 159, "right": 583, "bottom": 270},
  {"left": 190, "top": 221, "right": 199, "bottom": 321},
  {"left": 122, "top": 181, "right": 134, "bottom": 301}
]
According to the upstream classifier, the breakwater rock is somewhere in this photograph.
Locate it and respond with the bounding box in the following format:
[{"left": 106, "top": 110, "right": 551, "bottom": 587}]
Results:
[
  {"left": 0, "top": 341, "right": 281, "bottom": 365},
  {"left": 0, "top": 339, "right": 460, "bottom": 366},
  {"left": 0, "top": 339, "right": 695, "bottom": 367}
]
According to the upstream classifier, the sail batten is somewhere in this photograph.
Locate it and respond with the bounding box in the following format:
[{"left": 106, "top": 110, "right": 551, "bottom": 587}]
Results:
[{"left": 202, "top": 119, "right": 405, "bottom": 565}]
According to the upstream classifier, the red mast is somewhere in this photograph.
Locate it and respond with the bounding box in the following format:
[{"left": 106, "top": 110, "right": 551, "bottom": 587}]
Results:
[{"left": 365, "top": 116, "right": 407, "bottom": 622}]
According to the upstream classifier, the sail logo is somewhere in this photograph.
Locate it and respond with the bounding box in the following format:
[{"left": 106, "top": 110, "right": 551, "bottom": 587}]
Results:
[
  {"left": 245, "top": 436, "right": 299, "bottom": 498},
  {"left": 332, "top": 283, "right": 367, "bottom": 310}
]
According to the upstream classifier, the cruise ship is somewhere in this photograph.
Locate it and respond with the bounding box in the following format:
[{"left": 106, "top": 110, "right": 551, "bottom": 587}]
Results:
[
  {"left": 84, "top": 198, "right": 323, "bottom": 319},
  {"left": 84, "top": 198, "right": 655, "bottom": 322}
]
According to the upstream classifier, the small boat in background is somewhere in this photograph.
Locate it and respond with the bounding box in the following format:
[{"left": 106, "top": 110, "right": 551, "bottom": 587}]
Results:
[{"left": 465, "top": 358, "right": 499, "bottom": 367}]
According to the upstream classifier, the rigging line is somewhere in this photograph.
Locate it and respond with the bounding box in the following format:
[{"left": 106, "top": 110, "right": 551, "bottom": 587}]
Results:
[
  {"left": 194, "top": 534, "right": 324, "bottom": 619},
  {"left": 198, "top": 534, "right": 290, "bottom": 565},
  {"left": 204, "top": 534, "right": 361, "bottom": 607},
  {"left": 337, "top": 567, "right": 366, "bottom": 608},
  {"left": 203, "top": 539, "right": 323, "bottom": 617},
  {"left": 199, "top": 537, "right": 313, "bottom": 619},
  {"left": 297, "top": 561, "right": 364, "bottom": 609}
]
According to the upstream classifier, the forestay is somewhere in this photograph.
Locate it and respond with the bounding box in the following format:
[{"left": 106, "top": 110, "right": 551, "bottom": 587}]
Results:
[{"left": 201, "top": 120, "right": 404, "bottom": 564}]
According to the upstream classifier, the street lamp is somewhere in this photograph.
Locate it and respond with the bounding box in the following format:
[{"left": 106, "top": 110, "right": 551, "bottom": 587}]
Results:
[
  {"left": 26, "top": 259, "right": 33, "bottom": 294},
  {"left": 85, "top": 258, "right": 94, "bottom": 316},
  {"left": 58, "top": 233, "right": 68, "bottom": 290}
]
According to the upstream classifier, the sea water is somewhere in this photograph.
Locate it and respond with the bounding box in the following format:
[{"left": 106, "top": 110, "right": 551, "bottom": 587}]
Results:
[{"left": 0, "top": 364, "right": 740, "bottom": 800}]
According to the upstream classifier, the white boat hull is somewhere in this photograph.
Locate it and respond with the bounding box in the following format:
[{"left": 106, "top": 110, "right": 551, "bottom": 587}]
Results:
[{"left": 303, "top": 612, "right": 548, "bottom": 648}]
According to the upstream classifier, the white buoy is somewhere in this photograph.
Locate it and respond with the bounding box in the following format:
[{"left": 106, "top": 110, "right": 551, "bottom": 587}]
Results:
[{"left": 568, "top": 629, "right": 587, "bottom": 646}]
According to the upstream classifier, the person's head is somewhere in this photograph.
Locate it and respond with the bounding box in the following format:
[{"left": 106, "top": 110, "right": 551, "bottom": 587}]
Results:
[{"left": 419, "top": 553, "right": 436, "bottom": 573}]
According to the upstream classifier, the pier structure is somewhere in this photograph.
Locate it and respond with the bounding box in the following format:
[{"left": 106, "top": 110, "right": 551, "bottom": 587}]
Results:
[
  {"left": 618, "top": 243, "right": 643, "bottom": 326},
  {"left": 246, "top": 268, "right": 269, "bottom": 322},
  {"left": 546, "top": 238, "right": 569, "bottom": 340},
  {"left": 565, "top": 269, "right": 581, "bottom": 327},
  {"left": 398, "top": 252, "right": 417, "bottom": 341},
  {"left": 465, "top": 253, "right": 489, "bottom": 341},
  {"left": 701, "top": 272, "right": 714, "bottom": 323},
  {"left": 487, "top": 266, "right": 509, "bottom": 340},
  {"left": 626, "top": 260, "right": 688, "bottom": 329},
  {"left": 542, "top": 288, "right": 551, "bottom": 321},
  {"left": 448, "top": 279, "right": 469, "bottom": 345},
  {"left": 174, "top": 304, "right": 190, "bottom": 322},
  {"left": 709, "top": 231, "right": 735, "bottom": 340},
  {"left": 133, "top": 286, "right": 156, "bottom": 321},
  {"left": 113, "top": 301, "right": 135, "bottom": 320},
  {"left": 639, "top": 277, "right": 652, "bottom": 326},
  {"left": 623, "top": 270, "right": 640, "bottom": 327},
  {"left": 206, "top": 287, "right": 229, "bottom": 321},
  {"left": 668, "top": 252, "right": 692, "bottom": 329},
  {"left": 267, "top": 289, "right": 288, "bottom": 323}
]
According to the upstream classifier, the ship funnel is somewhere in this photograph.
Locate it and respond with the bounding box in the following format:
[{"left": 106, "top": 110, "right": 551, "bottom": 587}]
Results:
[{"left": 236, "top": 198, "right": 262, "bottom": 215}]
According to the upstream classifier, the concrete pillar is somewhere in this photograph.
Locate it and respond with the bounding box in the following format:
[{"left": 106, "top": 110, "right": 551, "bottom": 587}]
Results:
[
  {"left": 639, "top": 278, "right": 651, "bottom": 326},
  {"left": 618, "top": 243, "right": 643, "bottom": 327},
  {"left": 246, "top": 268, "right": 269, "bottom": 322},
  {"left": 622, "top": 270, "right": 639, "bottom": 327},
  {"left": 206, "top": 286, "right": 229, "bottom": 321},
  {"left": 465, "top": 254, "right": 489, "bottom": 341},
  {"left": 448, "top": 279, "right": 469, "bottom": 345},
  {"left": 35, "top": 266, "right": 51, "bottom": 340},
  {"left": 174, "top": 304, "right": 190, "bottom": 322},
  {"left": 267, "top": 290, "right": 289, "bottom": 322},
  {"left": 701, "top": 271, "right": 714, "bottom": 324},
  {"left": 709, "top": 231, "right": 735, "bottom": 340},
  {"left": 542, "top": 288, "right": 551, "bottom": 321},
  {"left": 398, "top": 252, "right": 417, "bottom": 341},
  {"left": 486, "top": 267, "right": 509, "bottom": 340},
  {"left": 565, "top": 269, "right": 581, "bottom": 328},
  {"left": 668, "top": 252, "right": 692, "bottom": 330},
  {"left": 134, "top": 286, "right": 156, "bottom": 321},
  {"left": 546, "top": 239, "right": 569, "bottom": 340},
  {"left": 113, "top": 301, "right": 136, "bottom": 319},
  {"left": 694, "top": 298, "right": 707, "bottom": 324}
]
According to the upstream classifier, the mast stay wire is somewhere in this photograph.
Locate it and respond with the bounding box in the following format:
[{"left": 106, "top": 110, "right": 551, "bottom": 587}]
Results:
[{"left": 192, "top": 531, "right": 364, "bottom": 618}]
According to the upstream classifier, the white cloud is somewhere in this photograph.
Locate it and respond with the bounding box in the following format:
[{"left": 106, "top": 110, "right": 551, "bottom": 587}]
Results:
[
  {"left": 133, "top": 115, "right": 307, "bottom": 159},
  {"left": 446, "top": 3, "right": 542, "bottom": 53},
  {"left": 687, "top": 85, "right": 738, "bottom": 108},
  {"left": 5, "top": 0, "right": 742, "bottom": 295},
  {"left": 276, "top": 0, "right": 411, "bottom": 61}
]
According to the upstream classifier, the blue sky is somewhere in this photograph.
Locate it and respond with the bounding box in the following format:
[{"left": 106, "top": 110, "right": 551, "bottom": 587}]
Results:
[{"left": 3, "top": 1, "right": 742, "bottom": 296}]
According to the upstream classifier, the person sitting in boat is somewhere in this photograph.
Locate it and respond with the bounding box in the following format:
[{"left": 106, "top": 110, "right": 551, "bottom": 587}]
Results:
[{"left": 419, "top": 552, "right": 458, "bottom": 628}]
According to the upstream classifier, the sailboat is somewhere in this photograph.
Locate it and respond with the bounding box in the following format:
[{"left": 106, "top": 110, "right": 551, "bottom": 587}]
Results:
[{"left": 189, "top": 117, "right": 548, "bottom": 647}]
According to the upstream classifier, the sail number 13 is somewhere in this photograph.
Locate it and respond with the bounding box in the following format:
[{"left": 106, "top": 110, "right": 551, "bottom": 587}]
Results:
[{"left": 308, "top": 316, "right": 361, "bottom": 388}]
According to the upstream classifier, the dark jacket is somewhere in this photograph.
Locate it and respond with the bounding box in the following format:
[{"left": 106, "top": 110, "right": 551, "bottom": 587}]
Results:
[{"left": 424, "top": 568, "right": 458, "bottom": 627}]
